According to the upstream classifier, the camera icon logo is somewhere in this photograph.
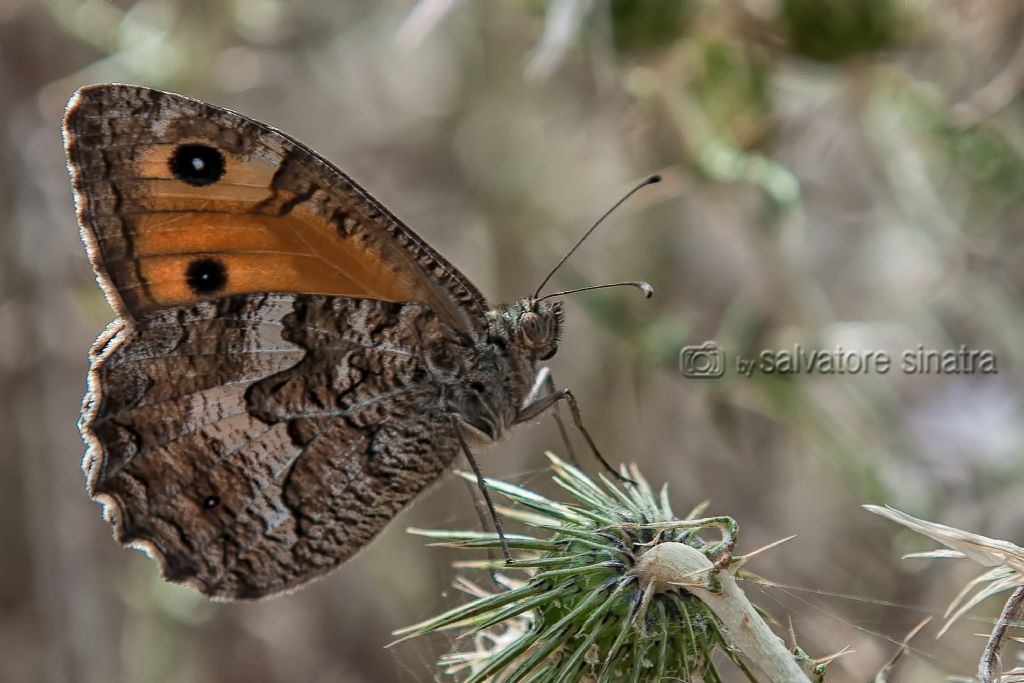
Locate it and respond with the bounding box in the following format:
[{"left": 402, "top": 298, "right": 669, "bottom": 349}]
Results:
[{"left": 679, "top": 342, "right": 726, "bottom": 378}]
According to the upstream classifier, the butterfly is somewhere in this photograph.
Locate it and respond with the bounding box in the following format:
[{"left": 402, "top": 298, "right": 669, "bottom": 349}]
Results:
[{"left": 64, "top": 83, "right": 657, "bottom": 600}]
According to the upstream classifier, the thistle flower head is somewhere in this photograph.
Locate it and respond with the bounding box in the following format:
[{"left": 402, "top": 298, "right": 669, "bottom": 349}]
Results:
[{"left": 393, "top": 453, "right": 760, "bottom": 682}]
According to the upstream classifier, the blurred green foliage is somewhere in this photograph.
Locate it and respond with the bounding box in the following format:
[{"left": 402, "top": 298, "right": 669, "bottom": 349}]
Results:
[
  {"left": 609, "top": 0, "right": 695, "bottom": 55},
  {"left": 781, "top": 0, "right": 920, "bottom": 62}
]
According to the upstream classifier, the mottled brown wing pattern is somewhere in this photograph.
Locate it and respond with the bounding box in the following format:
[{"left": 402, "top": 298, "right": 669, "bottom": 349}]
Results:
[
  {"left": 84, "top": 293, "right": 461, "bottom": 599},
  {"left": 63, "top": 84, "right": 487, "bottom": 331}
]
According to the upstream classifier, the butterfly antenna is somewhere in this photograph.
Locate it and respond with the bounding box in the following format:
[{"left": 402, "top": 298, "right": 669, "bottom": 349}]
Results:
[
  {"left": 536, "top": 280, "right": 653, "bottom": 303},
  {"left": 532, "top": 174, "right": 661, "bottom": 300}
]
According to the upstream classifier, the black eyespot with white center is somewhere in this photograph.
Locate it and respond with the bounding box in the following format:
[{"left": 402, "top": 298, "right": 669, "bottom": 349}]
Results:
[
  {"left": 185, "top": 257, "right": 228, "bottom": 295},
  {"left": 169, "top": 143, "right": 226, "bottom": 186},
  {"left": 202, "top": 495, "right": 220, "bottom": 509}
]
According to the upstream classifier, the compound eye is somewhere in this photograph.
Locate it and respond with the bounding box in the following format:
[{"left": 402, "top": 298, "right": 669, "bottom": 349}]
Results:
[
  {"left": 539, "top": 345, "right": 558, "bottom": 361},
  {"left": 522, "top": 311, "right": 544, "bottom": 344}
]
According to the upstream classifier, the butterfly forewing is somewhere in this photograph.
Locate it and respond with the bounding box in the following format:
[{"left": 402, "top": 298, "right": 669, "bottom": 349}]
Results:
[{"left": 64, "top": 84, "right": 486, "bottom": 328}]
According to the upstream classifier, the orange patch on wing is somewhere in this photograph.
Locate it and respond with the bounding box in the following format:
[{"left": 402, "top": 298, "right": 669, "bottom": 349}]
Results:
[
  {"left": 138, "top": 178, "right": 274, "bottom": 207},
  {"left": 104, "top": 142, "right": 426, "bottom": 311},
  {"left": 132, "top": 207, "right": 421, "bottom": 306}
]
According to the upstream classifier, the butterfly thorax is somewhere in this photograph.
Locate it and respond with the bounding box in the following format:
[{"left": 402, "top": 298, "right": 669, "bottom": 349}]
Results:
[{"left": 441, "top": 299, "right": 563, "bottom": 442}]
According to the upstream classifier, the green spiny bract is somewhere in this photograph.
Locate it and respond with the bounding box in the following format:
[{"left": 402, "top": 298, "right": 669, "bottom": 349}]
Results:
[{"left": 394, "top": 453, "right": 759, "bottom": 682}]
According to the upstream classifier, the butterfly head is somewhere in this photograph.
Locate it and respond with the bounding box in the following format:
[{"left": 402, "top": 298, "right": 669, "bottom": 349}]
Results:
[
  {"left": 512, "top": 174, "right": 659, "bottom": 364},
  {"left": 514, "top": 299, "right": 564, "bottom": 361}
]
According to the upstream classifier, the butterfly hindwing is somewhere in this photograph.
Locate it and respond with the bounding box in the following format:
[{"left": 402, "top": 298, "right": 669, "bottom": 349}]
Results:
[{"left": 84, "top": 293, "right": 460, "bottom": 598}]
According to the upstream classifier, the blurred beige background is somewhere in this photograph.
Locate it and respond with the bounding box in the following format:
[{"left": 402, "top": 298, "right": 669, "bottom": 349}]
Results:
[{"left": 2, "top": 1, "right": 1024, "bottom": 681}]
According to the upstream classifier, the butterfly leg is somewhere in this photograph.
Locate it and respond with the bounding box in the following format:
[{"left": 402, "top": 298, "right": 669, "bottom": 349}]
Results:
[
  {"left": 449, "top": 414, "right": 514, "bottom": 564},
  {"left": 517, "top": 388, "right": 634, "bottom": 485},
  {"left": 524, "top": 366, "right": 579, "bottom": 466}
]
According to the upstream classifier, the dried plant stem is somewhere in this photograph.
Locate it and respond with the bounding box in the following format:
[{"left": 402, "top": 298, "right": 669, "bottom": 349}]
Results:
[
  {"left": 979, "top": 585, "right": 1024, "bottom": 683},
  {"left": 637, "top": 542, "right": 813, "bottom": 683}
]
